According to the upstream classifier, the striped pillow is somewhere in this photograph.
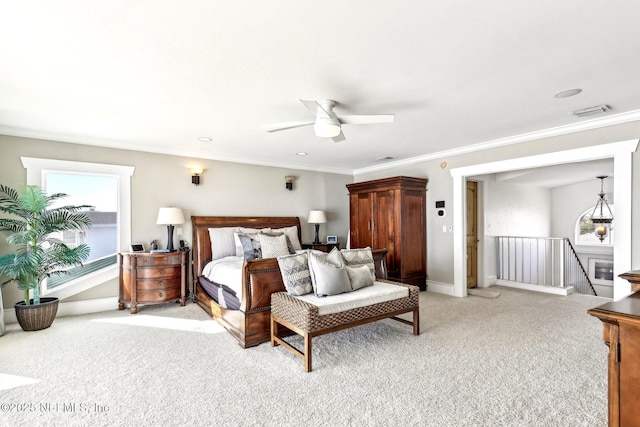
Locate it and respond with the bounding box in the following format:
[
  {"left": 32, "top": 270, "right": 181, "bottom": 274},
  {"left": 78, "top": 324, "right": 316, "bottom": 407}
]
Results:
[{"left": 277, "top": 251, "right": 313, "bottom": 296}]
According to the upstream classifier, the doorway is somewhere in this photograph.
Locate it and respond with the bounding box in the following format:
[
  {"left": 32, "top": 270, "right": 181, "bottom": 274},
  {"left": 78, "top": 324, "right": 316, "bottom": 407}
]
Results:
[
  {"left": 466, "top": 180, "right": 478, "bottom": 288},
  {"left": 450, "top": 139, "right": 636, "bottom": 299}
]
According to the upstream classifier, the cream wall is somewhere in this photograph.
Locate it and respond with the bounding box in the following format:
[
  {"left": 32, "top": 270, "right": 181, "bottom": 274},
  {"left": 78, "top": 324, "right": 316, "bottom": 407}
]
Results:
[
  {"left": 2, "top": 120, "right": 640, "bottom": 308},
  {"left": 0, "top": 135, "right": 352, "bottom": 308}
]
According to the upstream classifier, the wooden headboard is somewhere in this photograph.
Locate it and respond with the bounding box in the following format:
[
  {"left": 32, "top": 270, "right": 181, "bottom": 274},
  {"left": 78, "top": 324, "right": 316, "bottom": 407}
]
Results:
[{"left": 191, "top": 216, "right": 301, "bottom": 278}]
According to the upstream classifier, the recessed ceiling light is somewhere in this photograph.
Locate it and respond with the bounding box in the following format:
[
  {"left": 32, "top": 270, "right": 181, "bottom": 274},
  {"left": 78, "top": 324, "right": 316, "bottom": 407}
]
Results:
[
  {"left": 198, "top": 137, "right": 213, "bottom": 142},
  {"left": 554, "top": 88, "right": 582, "bottom": 98},
  {"left": 296, "top": 152, "right": 308, "bottom": 156}
]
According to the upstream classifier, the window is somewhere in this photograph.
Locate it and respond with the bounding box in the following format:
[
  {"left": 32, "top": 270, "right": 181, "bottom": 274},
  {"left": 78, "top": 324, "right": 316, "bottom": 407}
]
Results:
[
  {"left": 21, "top": 157, "right": 135, "bottom": 299},
  {"left": 575, "top": 206, "right": 614, "bottom": 246},
  {"left": 44, "top": 172, "right": 119, "bottom": 290}
]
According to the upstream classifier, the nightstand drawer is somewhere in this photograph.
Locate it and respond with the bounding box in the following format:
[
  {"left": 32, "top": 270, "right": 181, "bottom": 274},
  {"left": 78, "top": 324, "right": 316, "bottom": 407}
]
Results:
[
  {"left": 135, "top": 288, "right": 181, "bottom": 303},
  {"left": 135, "top": 266, "right": 181, "bottom": 279},
  {"left": 122, "top": 253, "right": 183, "bottom": 268},
  {"left": 136, "top": 277, "right": 180, "bottom": 291}
]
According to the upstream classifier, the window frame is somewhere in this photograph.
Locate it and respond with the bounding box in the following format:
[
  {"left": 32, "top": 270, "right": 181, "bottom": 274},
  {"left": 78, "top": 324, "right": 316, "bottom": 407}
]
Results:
[{"left": 21, "top": 157, "right": 135, "bottom": 300}]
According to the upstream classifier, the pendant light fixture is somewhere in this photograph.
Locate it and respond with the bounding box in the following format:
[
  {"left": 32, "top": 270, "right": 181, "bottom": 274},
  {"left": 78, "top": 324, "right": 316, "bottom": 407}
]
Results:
[{"left": 590, "top": 176, "right": 613, "bottom": 242}]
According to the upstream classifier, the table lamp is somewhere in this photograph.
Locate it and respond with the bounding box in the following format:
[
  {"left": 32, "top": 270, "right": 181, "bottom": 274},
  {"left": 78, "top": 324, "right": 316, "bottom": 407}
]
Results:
[
  {"left": 156, "top": 207, "right": 185, "bottom": 252},
  {"left": 307, "top": 210, "right": 327, "bottom": 244}
]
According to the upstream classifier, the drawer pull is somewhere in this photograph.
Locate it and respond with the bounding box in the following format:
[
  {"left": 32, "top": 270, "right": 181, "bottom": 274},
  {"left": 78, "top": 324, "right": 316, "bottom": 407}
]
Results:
[
  {"left": 158, "top": 281, "right": 165, "bottom": 288},
  {"left": 158, "top": 269, "right": 164, "bottom": 275},
  {"left": 158, "top": 291, "right": 164, "bottom": 298}
]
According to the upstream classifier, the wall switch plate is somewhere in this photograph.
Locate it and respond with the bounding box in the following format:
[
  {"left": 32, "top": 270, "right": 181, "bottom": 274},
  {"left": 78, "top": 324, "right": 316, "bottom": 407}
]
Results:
[
  {"left": 176, "top": 227, "right": 183, "bottom": 236},
  {"left": 442, "top": 225, "right": 447, "bottom": 233}
]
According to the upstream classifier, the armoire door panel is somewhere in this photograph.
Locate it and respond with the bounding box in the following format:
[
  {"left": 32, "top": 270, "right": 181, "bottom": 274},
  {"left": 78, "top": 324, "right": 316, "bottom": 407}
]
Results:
[
  {"left": 373, "top": 190, "right": 395, "bottom": 275},
  {"left": 400, "top": 190, "right": 426, "bottom": 277},
  {"left": 350, "top": 193, "right": 373, "bottom": 249}
]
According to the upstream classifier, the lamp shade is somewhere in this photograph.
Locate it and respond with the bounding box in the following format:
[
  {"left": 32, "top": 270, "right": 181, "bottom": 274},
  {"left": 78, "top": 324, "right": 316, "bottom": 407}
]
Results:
[
  {"left": 308, "top": 210, "right": 327, "bottom": 224},
  {"left": 156, "top": 207, "right": 185, "bottom": 225}
]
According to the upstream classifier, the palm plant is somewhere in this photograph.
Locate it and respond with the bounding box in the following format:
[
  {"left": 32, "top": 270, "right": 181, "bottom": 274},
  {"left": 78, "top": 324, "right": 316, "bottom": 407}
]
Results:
[{"left": 0, "top": 185, "right": 92, "bottom": 305}]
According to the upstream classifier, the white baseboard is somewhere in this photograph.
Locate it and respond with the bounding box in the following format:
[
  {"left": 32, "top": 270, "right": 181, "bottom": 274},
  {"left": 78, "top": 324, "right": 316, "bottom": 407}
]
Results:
[
  {"left": 3, "top": 297, "right": 118, "bottom": 324},
  {"left": 496, "top": 280, "right": 575, "bottom": 296},
  {"left": 426, "top": 280, "right": 457, "bottom": 296}
]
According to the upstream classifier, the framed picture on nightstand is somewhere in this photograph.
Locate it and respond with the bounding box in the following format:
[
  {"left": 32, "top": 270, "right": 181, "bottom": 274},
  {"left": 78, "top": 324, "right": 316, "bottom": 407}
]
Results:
[
  {"left": 130, "top": 243, "right": 145, "bottom": 253},
  {"left": 326, "top": 236, "right": 337, "bottom": 244}
]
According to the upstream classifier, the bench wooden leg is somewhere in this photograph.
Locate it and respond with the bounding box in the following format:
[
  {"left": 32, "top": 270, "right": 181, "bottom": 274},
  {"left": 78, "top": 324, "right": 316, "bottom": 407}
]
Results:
[
  {"left": 304, "top": 333, "right": 312, "bottom": 372},
  {"left": 413, "top": 307, "right": 420, "bottom": 335},
  {"left": 271, "top": 315, "right": 279, "bottom": 347}
]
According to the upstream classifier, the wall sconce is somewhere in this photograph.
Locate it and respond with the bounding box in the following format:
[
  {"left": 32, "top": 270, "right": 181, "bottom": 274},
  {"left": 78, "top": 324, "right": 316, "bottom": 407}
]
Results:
[
  {"left": 285, "top": 175, "right": 296, "bottom": 191},
  {"left": 191, "top": 167, "right": 203, "bottom": 186}
]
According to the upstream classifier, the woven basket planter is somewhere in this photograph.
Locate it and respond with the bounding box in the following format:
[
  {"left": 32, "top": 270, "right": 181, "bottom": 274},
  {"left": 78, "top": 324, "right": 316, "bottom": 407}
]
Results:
[{"left": 14, "top": 297, "right": 59, "bottom": 331}]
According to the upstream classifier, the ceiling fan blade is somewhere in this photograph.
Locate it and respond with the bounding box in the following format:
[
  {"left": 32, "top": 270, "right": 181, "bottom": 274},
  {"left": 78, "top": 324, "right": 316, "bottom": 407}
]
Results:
[
  {"left": 266, "top": 122, "right": 314, "bottom": 133},
  {"left": 300, "top": 99, "right": 332, "bottom": 118},
  {"left": 338, "top": 114, "right": 395, "bottom": 125},
  {"left": 332, "top": 130, "right": 346, "bottom": 143}
]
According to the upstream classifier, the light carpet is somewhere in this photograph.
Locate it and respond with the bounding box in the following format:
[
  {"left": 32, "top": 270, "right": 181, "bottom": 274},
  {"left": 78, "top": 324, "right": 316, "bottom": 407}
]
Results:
[{"left": 0, "top": 286, "right": 608, "bottom": 426}]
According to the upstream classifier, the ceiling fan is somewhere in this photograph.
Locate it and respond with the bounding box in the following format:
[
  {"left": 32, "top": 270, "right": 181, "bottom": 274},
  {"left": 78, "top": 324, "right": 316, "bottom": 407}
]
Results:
[{"left": 267, "top": 99, "right": 394, "bottom": 142}]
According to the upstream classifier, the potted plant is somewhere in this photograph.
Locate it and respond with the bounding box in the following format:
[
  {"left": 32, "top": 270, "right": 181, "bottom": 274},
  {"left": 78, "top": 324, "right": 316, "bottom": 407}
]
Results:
[{"left": 0, "top": 185, "right": 92, "bottom": 331}]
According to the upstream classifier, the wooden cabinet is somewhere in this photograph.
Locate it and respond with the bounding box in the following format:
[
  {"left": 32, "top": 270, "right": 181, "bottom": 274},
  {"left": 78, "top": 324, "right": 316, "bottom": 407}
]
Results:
[
  {"left": 301, "top": 242, "right": 340, "bottom": 252},
  {"left": 588, "top": 271, "right": 640, "bottom": 426},
  {"left": 347, "top": 176, "right": 427, "bottom": 290},
  {"left": 118, "top": 251, "right": 189, "bottom": 314}
]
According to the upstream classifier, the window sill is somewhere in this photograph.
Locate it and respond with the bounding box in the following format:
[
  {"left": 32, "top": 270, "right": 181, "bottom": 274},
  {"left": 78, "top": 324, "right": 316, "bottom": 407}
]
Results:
[{"left": 43, "top": 265, "right": 119, "bottom": 300}]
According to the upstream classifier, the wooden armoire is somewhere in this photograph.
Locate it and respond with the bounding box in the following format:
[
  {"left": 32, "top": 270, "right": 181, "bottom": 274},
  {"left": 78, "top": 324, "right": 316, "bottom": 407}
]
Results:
[{"left": 346, "top": 176, "right": 427, "bottom": 290}]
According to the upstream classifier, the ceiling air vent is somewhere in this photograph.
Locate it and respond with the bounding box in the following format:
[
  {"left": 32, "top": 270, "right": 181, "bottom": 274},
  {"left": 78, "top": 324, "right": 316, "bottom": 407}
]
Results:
[
  {"left": 376, "top": 156, "right": 395, "bottom": 161},
  {"left": 571, "top": 105, "right": 611, "bottom": 117}
]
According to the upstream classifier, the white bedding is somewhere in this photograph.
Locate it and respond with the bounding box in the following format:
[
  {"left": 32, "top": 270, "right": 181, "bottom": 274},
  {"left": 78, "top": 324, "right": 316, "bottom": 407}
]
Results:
[
  {"left": 202, "top": 256, "right": 244, "bottom": 297},
  {"left": 293, "top": 281, "right": 408, "bottom": 316}
]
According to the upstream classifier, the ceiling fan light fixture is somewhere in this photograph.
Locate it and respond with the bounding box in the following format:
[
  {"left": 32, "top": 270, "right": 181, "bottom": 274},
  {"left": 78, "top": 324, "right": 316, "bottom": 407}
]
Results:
[{"left": 314, "top": 117, "right": 341, "bottom": 138}]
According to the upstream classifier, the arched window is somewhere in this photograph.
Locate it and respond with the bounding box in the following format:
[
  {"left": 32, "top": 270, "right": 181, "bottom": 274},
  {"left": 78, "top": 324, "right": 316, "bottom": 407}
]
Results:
[{"left": 575, "top": 206, "right": 614, "bottom": 246}]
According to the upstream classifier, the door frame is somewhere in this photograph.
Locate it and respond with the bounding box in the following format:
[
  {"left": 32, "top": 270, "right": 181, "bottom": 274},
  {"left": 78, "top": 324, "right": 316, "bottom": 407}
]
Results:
[{"left": 450, "top": 139, "right": 637, "bottom": 299}]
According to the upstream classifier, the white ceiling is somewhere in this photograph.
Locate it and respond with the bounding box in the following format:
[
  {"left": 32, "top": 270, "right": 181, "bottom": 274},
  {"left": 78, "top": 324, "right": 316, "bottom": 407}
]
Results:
[{"left": 2, "top": 1, "right": 640, "bottom": 175}]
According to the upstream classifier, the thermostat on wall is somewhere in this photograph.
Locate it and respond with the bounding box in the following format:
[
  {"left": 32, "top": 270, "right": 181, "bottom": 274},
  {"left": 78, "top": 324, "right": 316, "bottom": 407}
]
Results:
[{"left": 435, "top": 201, "right": 446, "bottom": 217}]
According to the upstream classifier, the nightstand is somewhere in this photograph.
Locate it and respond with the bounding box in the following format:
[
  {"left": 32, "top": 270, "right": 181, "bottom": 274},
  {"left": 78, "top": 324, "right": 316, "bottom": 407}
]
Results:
[
  {"left": 118, "top": 251, "right": 189, "bottom": 314},
  {"left": 301, "top": 242, "right": 340, "bottom": 252}
]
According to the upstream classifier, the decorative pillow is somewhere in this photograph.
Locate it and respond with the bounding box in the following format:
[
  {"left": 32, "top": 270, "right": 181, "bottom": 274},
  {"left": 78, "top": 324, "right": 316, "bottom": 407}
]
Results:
[
  {"left": 235, "top": 227, "right": 271, "bottom": 256},
  {"left": 262, "top": 231, "right": 296, "bottom": 254},
  {"left": 308, "top": 249, "right": 351, "bottom": 297},
  {"left": 258, "top": 233, "right": 290, "bottom": 258},
  {"left": 236, "top": 233, "right": 261, "bottom": 260},
  {"left": 346, "top": 265, "right": 374, "bottom": 291},
  {"left": 208, "top": 227, "right": 239, "bottom": 260},
  {"left": 340, "top": 247, "right": 376, "bottom": 281},
  {"left": 277, "top": 251, "right": 313, "bottom": 296},
  {"left": 272, "top": 225, "right": 302, "bottom": 251}
]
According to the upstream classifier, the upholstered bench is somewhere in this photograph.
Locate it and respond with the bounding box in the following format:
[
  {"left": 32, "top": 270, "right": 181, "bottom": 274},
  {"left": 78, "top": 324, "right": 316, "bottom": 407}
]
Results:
[{"left": 270, "top": 280, "right": 420, "bottom": 372}]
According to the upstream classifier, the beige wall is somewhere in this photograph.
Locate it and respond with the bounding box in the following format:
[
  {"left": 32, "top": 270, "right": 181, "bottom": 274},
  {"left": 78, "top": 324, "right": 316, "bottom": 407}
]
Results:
[
  {"left": 0, "top": 135, "right": 352, "bottom": 307},
  {"left": 2, "top": 119, "right": 640, "bottom": 307}
]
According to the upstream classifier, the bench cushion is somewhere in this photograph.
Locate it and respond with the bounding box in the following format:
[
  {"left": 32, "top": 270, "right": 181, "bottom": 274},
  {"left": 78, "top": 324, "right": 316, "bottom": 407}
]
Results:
[{"left": 293, "top": 281, "right": 408, "bottom": 315}]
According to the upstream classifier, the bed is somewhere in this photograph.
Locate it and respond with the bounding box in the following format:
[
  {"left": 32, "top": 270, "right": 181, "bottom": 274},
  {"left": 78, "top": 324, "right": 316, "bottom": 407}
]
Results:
[{"left": 192, "top": 215, "right": 388, "bottom": 348}]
